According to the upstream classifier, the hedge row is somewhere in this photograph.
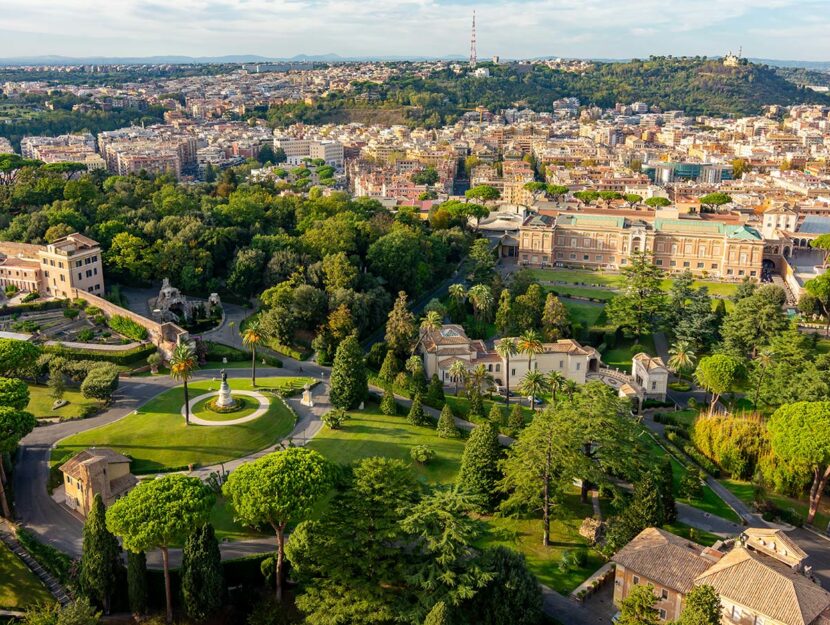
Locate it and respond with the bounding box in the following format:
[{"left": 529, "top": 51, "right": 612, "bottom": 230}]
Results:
[
  {"left": 0, "top": 298, "right": 69, "bottom": 316},
  {"left": 205, "top": 341, "right": 282, "bottom": 368},
  {"left": 108, "top": 314, "right": 149, "bottom": 341},
  {"left": 44, "top": 342, "right": 157, "bottom": 365}
]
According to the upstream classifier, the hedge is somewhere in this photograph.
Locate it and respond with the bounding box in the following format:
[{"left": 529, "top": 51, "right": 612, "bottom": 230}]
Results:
[
  {"left": 44, "top": 342, "right": 157, "bottom": 365},
  {"left": 0, "top": 298, "right": 69, "bottom": 316},
  {"left": 107, "top": 314, "right": 149, "bottom": 341},
  {"left": 81, "top": 363, "right": 120, "bottom": 401},
  {"left": 205, "top": 341, "right": 282, "bottom": 368}
]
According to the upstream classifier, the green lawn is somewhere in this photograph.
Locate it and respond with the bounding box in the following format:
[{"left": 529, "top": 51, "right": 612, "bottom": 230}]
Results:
[
  {"left": 601, "top": 334, "right": 657, "bottom": 372},
  {"left": 662, "top": 408, "right": 699, "bottom": 429},
  {"left": 561, "top": 300, "right": 606, "bottom": 329},
  {"left": 0, "top": 541, "right": 53, "bottom": 609},
  {"left": 545, "top": 285, "right": 617, "bottom": 301},
  {"left": 26, "top": 384, "right": 100, "bottom": 420},
  {"left": 722, "top": 479, "right": 830, "bottom": 530},
  {"left": 444, "top": 394, "right": 535, "bottom": 427},
  {"left": 51, "top": 377, "right": 311, "bottom": 474},
  {"left": 191, "top": 395, "right": 261, "bottom": 422}
]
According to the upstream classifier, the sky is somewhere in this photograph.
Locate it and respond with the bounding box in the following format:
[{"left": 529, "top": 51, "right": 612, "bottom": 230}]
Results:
[{"left": 1, "top": 0, "right": 830, "bottom": 61}]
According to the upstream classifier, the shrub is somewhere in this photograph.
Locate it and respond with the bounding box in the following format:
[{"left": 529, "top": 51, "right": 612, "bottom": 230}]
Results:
[
  {"left": 322, "top": 408, "right": 349, "bottom": 430},
  {"left": 85, "top": 305, "right": 100, "bottom": 315},
  {"left": 436, "top": 404, "right": 460, "bottom": 438},
  {"left": 683, "top": 444, "right": 721, "bottom": 477},
  {"left": 366, "top": 341, "right": 389, "bottom": 370},
  {"left": 63, "top": 308, "right": 80, "bottom": 319},
  {"left": 691, "top": 414, "right": 766, "bottom": 480},
  {"left": 407, "top": 393, "right": 427, "bottom": 426},
  {"left": 380, "top": 387, "right": 398, "bottom": 415},
  {"left": 680, "top": 470, "right": 704, "bottom": 500},
  {"left": 107, "top": 314, "right": 148, "bottom": 341},
  {"left": 76, "top": 328, "right": 94, "bottom": 342},
  {"left": 0, "top": 298, "right": 68, "bottom": 315},
  {"left": 93, "top": 313, "right": 106, "bottom": 325},
  {"left": 21, "top": 292, "right": 39, "bottom": 303},
  {"left": 81, "top": 364, "right": 120, "bottom": 401},
  {"left": 669, "top": 381, "right": 691, "bottom": 392},
  {"left": 44, "top": 342, "right": 157, "bottom": 366},
  {"left": 410, "top": 445, "right": 435, "bottom": 464},
  {"left": 3, "top": 284, "right": 18, "bottom": 296},
  {"left": 664, "top": 424, "right": 689, "bottom": 440},
  {"left": 425, "top": 373, "right": 445, "bottom": 408}
]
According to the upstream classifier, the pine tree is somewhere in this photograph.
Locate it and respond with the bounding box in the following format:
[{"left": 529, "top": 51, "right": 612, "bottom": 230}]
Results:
[
  {"left": 424, "top": 601, "right": 452, "bottom": 625},
  {"left": 378, "top": 349, "right": 398, "bottom": 383},
  {"left": 457, "top": 420, "right": 502, "bottom": 510},
  {"left": 488, "top": 402, "right": 506, "bottom": 427},
  {"left": 408, "top": 393, "right": 427, "bottom": 426},
  {"left": 658, "top": 457, "right": 677, "bottom": 523},
  {"left": 181, "top": 523, "right": 223, "bottom": 622},
  {"left": 508, "top": 403, "right": 524, "bottom": 433},
  {"left": 426, "top": 373, "right": 445, "bottom": 407},
  {"left": 385, "top": 291, "right": 416, "bottom": 358},
  {"left": 468, "top": 387, "right": 485, "bottom": 420},
  {"left": 329, "top": 335, "right": 367, "bottom": 410},
  {"left": 126, "top": 550, "right": 147, "bottom": 617},
  {"left": 541, "top": 293, "right": 569, "bottom": 341},
  {"left": 494, "top": 289, "right": 514, "bottom": 336},
  {"left": 380, "top": 386, "right": 398, "bottom": 415},
  {"left": 79, "top": 494, "right": 121, "bottom": 614},
  {"left": 436, "top": 404, "right": 460, "bottom": 438}
]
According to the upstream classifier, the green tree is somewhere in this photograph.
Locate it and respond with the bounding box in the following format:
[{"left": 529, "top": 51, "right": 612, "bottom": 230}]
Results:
[
  {"left": 768, "top": 402, "right": 830, "bottom": 524},
  {"left": 463, "top": 547, "right": 543, "bottom": 625},
  {"left": 541, "top": 293, "right": 569, "bottom": 341},
  {"left": 79, "top": 494, "right": 121, "bottom": 614},
  {"left": 0, "top": 406, "right": 36, "bottom": 518},
  {"left": 424, "top": 601, "right": 452, "bottom": 625},
  {"left": 436, "top": 404, "right": 460, "bottom": 438},
  {"left": 80, "top": 365, "right": 119, "bottom": 402},
  {"left": 667, "top": 341, "right": 696, "bottom": 382},
  {"left": 676, "top": 585, "right": 722, "bottom": 625},
  {"left": 605, "top": 252, "right": 665, "bottom": 339},
  {"left": 449, "top": 360, "right": 467, "bottom": 397},
  {"left": 698, "top": 192, "right": 732, "bottom": 212},
  {"left": 126, "top": 550, "right": 147, "bottom": 618},
  {"left": 517, "top": 330, "right": 544, "bottom": 371},
  {"left": 468, "top": 284, "right": 494, "bottom": 325},
  {"left": 466, "top": 184, "right": 500, "bottom": 205},
  {"left": 107, "top": 474, "right": 214, "bottom": 623},
  {"left": 488, "top": 402, "right": 506, "bottom": 427},
  {"left": 378, "top": 349, "right": 399, "bottom": 383},
  {"left": 169, "top": 342, "right": 198, "bottom": 426},
  {"left": 518, "top": 370, "right": 548, "bottom": 413},
  {"left": 811, "top": 233, "right": 830, "bottom": 266},
  {"left": 380, "top": 386, "right": 398, "bottom": 415},
  {"left": 181, "top": 523, "right": 223, "bottom": 622},
  {"left": 721, "top": 288, "right": 788, "bottom": 358},
  {"left": 223, "top": 448, "right": 333, "bottom": 601},
  {"left": 508, "top": 403, "right": 524, "bottom": 433},
  {"left": 0, "top": 377, "right": 29, "bottom": 410},
  {"left": 385, "top": 291, "right": 417, "bottom": 358},
  {"left": 805, "top": 272, "right": 830, "bottom": 336},
  {"left": 618, "top": 584, "right": 659, "bottom": 625},
  {"left": 330, "top": 335, "right": 367, "bottom": 410},
  {"left": 106, "top": 232, "right": 156, "bottom": 283},
  {"left": 48, "top": 370, "right": 65, "bottom": 402},
  {"left": 495, "top": 338, "right": 517, "bottom": 406},
  {"left": 494, "top": 289, "right": 514, "bottom": 336},
  {"left": 644, "top": 196, "right": 671, "bottom": 208},
  {"left": 426, "top": 373, "right": 445, "bottom": 407},
  {"left": 408, "top": 393, "right": 427, "bottom": 426},
  {"left": 457, "top": 421, "right": 502, "bottom": 510},
  {"left": 242, "top": 318, "right": 265, "bottom": 387},
  {"left": 694, "top": 355, "right": 744, "bottom": 413},
  {"left": 0, "top": 339, "right": 41, "bottom": 377}
]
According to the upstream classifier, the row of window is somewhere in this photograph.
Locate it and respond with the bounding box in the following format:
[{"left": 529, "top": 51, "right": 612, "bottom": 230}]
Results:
[
  {"left": 42, "top": 258, "right": 64, "bottom": 269},
  {"left": 78, "top": 268, "right": 98, "bottom": 280},
  {"left": 74, "top": 255, "right": 99, "bottom": 268}
]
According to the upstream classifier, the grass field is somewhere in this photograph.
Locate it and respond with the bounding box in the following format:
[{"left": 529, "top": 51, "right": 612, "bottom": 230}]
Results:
[
  {"left": 561, "top": 300, "right": 606, "bottom": 329},
  {"left": 601, "top": 334, "right": 657, "bottom": 372},
  {"left": 722, "top": 479, "right": 830, "bottom": 529},
  {"left": 26, "top": 384, "right": 100, "bottom": 420},
  {"left": 0, "top": 541, "right": 53, "bottom": 609},
  {"left": 544, "top": 285, "right": 617, "bottom": 301},
  {"left": 191, "top": 395, "right": 260, "bottom": 422},
  {"left": 52, "top": 377, "right": 311, "bottom": 474}
]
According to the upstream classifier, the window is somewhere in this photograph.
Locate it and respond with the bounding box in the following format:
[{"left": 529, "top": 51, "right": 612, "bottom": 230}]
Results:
[
  {"left": 569, "top": 253, "right": 576, "bottom": 260},
  {"left": 670, "top": 260, "right": 676, "bottom": 267},
  {"left": 596, "top": 255, "right": 603, "bottom": 261},
  {"left": 711, "top": 263, "right": 718, "bottom": 269},
  {"left": 559, "top": 360, "right": 564, "bottom": 368},
  {"left": 754, "top": 615, "right": 765, "bottom": 625},
  {"left": 58, "top": 262, "right": 63, "bottom": 268},
  {"left": 495, "top": 364, "right": 500, "bottom": 372},
  {"left": 583, "top": 254, "right": 589, "bottom": 261},
  {"left": 86, "top": 270, "right": 93, "bottom": 278},
  {"left": 511, "top": 368, "right": 516, "bottom": 376},
  {"left": 660, "top": 589, "right": 668, "bottom": 600},
  {"left": 697, "top": 262, "right": 704, "bottom": 269},
  {"left": 78, "top": 273, "right": 83, "bottom": 280},
  {"left": 727, "top": 269, "right": 734, "bottom": 275},
  {"left": 683, "top": 261, "right": 690, "bottom": 267},
  {"left": 652, "top": 381, "right": 657, "bottom": 390},
  {"left": 60, "top": 275, "right": 65, "bottom": 282},
  {"left": 632, "top": 576, "right": 640, "bottom": 585},
  {"left": 659, "top": 609, "right": 667, "bottom": 620},
  {"left": 76, "top": 260, "right": 83, "bottom": 267},
  {"left": 656, "top": 259, "right": 663, "bottom": 266}
]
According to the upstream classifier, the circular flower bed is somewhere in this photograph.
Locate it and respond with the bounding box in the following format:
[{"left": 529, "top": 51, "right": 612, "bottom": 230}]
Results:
[{"left": 206, "top": 396, "right": 247, "bottom": 413}]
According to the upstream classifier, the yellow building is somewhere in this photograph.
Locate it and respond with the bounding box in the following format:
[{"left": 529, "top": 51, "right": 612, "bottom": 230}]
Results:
[{"left": 59, "top": 448, "right": 136, "bottom": 517}]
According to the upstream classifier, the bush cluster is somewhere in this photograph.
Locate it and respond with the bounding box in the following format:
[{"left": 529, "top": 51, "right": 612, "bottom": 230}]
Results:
[{"left": 107, "top": 314, "right": 149, "bottom": 341}]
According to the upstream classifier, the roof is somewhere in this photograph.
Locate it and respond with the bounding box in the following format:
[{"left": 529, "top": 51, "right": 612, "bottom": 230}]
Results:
[
  {"left": 556, "top": 213, "right": 626, "bottom": 229},
  {"left": 799, "top": 216, "right": 830, "bottom": 235},
  {"left": 59, "top": 448, "right": 132, "bottom": 480},
  {"left": 613, "top": 527, "right": 712, "bottom": 594},
  {"left": 695, "top": 546, "right": 830, "bottom": 625},
  {"left": 742, "top": 528, "right": 808, "bottom": 567},
  {"left": 633, "top": 353, "right": 668, "bottom": 372}
]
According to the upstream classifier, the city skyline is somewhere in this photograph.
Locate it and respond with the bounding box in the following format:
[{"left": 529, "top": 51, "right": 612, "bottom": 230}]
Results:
[{"left": 2, "top": 0, "right": 830, "bottom": 62}]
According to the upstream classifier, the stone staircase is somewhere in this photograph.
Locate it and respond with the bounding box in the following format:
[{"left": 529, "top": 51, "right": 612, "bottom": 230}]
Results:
[{"left": 0, "top": 523, "right": 72, "bottom": 606}]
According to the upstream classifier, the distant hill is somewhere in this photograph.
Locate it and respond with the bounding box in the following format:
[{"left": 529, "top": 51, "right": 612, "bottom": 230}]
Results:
[{"left": 0, "top": 53, "right": 466, "bottom": 66}]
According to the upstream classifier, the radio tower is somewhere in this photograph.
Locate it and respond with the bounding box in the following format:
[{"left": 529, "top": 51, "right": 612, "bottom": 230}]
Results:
[{"left": 469, "top": 10, "right": 477, "bottom": 69}]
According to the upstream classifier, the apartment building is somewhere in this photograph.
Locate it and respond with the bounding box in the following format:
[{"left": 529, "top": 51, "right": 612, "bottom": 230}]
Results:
[
  {"left": 0, "top": 233, "right": 105, "bottom": 298},
  {"left": 273, "top": 137, "right": 344, "bottom": 166}
]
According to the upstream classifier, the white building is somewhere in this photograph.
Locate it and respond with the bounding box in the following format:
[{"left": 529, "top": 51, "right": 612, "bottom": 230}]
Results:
[{"left": 274, "top": 137, "right": 344, "bottom": 166}]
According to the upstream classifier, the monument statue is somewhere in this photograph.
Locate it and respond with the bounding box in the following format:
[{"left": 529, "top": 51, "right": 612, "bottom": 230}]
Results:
[{"left": 215, "top": 368, "right": 237, "bottom": 409}]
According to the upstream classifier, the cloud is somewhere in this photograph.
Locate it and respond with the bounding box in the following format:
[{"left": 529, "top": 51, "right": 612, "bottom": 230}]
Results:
[{"left": 0, "top": 0, "right": 828, "bottom": 60}]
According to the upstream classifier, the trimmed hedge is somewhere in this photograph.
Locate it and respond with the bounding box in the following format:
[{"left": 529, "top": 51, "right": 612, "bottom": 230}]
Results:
[
  {"left": 205, "top": 341, "right": 282, "bottom": 368},
  {"left": 44, "top": 342, "right": 157, "bottom": 365},
  {"left": 107, "top": 314, "right": 149, "bottom": 341},
  {"left": 0, "top": 298, "right": 69, "bottom": 316},
  {"left": 81, "top": 363, "right": 120, "bottom": 401}
]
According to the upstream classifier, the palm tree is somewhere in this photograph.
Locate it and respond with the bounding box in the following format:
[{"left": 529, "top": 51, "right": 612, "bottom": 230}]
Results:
[
  {"left": 517, "top": 330, "right": 544, "bottom": 374},
  {"left": 241, "top": 318, "right": 265, "bottom": 387},
  {"left": 667, "top": 340, "right": 696, "bottom": 382},
  {"left": 752, "top": 348, "right": 775, "bottom": 411},
  {"left": 495, "top": 338, "right": 517, "bottom": 405},
  {"left": 563, "top": 380, "right": 578, "bottom": 401},
  {"left": 448, "top": 360, "right": 467, "bottom": 396},
  {"left": 448, "top": 283, "right": 466, "bottom": 304},
  {"left": 519, "top": 370, "right": 548, "bottom": 412},
  {"left": 468, "top": 364, "right": 495, "bottom": 397},
  {"left": 547, "top": 371, "right": 566, "bottom": 404},
  {"left": 412, "top": 310, "right": 443, "bottom": 354},
  {"left": 467, "top": 284, "right": 493, "bottom": 323},
  {"left": 170, "top": 342, "right": 198, "bottom": 426}
]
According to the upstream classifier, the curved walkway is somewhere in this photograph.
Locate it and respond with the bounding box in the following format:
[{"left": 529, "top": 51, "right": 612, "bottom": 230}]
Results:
[{"left": 183, "top": 390, "right": 269, "bottom": 426}]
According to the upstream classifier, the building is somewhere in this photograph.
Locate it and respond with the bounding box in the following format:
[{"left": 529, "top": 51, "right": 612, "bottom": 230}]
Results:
[
  {"left": 613, "top": 527, "right": 830, "bottom": 625},
  {"left": 59, "top": 448, "right": 137, "bottom": 517},
  {"left": 0, "top": 233, "right": 105, "bottom": 298},
  {"left": 631, "top": 353, "right": 669, "bottom": 402},
  {"left": 273, "top": 137, "right": 344, "bottom": 166}
]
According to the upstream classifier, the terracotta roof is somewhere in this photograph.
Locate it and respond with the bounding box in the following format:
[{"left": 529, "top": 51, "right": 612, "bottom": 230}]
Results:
[
  {"left": 59, "top": 448, "right": 132, "bottom": 480},
  {"left": 742, "top": 528, "right": 808, "bottom": 567},
  {"left": 613, "top": 527, "right": 712, "bottom": 594},
  {"left": 695, "top": 546, "right": 830, "bottom": 625},
  {"left": 633, "top": 353, "right": 668, "bottom": 371}
]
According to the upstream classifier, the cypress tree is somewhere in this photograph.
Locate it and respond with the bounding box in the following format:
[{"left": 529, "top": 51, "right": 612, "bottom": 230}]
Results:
[
  {"left": 79, "top": 494, "right": 121, "bottom": 614},
  {"left": 508, "top": 403, "right": 524, "bottom": 433},
  {"left": 181, "top": 523, "right": 223, "bottom": 622},
  {"left": 426, "top": 373, "right": 445, "bottom": 407},
  {"left": 378, "top": 349, "right": 398, "bottom": 383},
  {"left": 425, "top": 601, "right": 452, "bottom": 625},
  {"left": 436, "top": 404, "right": 460, "bottom": 438},
  {"left": 329, "top": 335, "right": 367, "bottom": 410},
  {"left": 408, "top": 393, "right": 427, "bottom": 426},
  {"left": 658, "top": 457, "right": 677, "bottom": 523},
  {"left": 488, "top": 403, "right": 506, "bottom": 427},
  {"left": 468, "top": 387, "right": 485, "bottom": 420},
  {"left": 127, "top": 550, "right": 147, "bottom": 617},
  {"left": 457, "top": 420, "right": 502, "bottom": 510},
  {"left": 380, "top": 386, "right": 398, "bottom": 415}
]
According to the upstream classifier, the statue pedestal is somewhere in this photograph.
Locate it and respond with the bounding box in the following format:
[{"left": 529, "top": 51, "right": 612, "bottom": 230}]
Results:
[
  {"left": 301, "top": 388, "right": 314, "bottom": 407},
  {"left": 215, "top": 379, "right": 236, "bottom": 409}
]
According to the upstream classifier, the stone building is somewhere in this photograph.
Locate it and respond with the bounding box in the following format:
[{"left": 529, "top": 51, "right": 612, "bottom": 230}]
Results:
[{"left": 59, "top": 448, "right": 137, "bottom": 517}]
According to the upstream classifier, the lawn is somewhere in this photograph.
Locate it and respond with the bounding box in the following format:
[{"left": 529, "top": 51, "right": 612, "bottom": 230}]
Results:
[
  {"left": 308, "top": 404, "right": 467, "bottom": 484},
  {"left": 601, "top": 334, "right": 657, "bottom": 372},
  {"left": 191, "top": 395, "right": 261, "bottom": 422},
  {"left": 544, "top": 285, "right": 617, "bottom": 301},
  {"left": 0, "top": 541, "right": 53, "bottom": 609},
  {"left": 26, "top": 384, "right": 100, "bottom": 420},
  {"left": 722, "top": 479, "right": 830, "bottom": 530},
  {"left": 561, "top": 300, "right": 606, "bottom": 329},
  {"left": 51, "top": 377, "right": 311, "bottom": 474}
]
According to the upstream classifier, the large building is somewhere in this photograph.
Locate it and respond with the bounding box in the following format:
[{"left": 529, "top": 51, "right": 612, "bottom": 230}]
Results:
[
  {"left": 519, "top": 211, "right": 766, "bottom": 280},
  {"left": 0, "top": 233, "right": 105, "bottom": 298}
]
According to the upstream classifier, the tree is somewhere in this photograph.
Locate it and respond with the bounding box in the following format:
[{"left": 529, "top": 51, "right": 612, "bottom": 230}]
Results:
[
  {"left": 513, "top": 285, "right": 545, "bottom": 332},
  {"left": 768, "top": 402, "right": 830, "bottom": 524},
  {"left": 721, "top": 288, "right": 788, "bottom": 358},
  {"left": 181, "top": 523, "right": 223, "bottom": 622},
  {"left": 644, "top": 196, "right": 671, "bottom": 208},
  {"left": 426, "top": 373, "right": 445, "bottom": 407},
  {"left": 0, "top": 406, "right": 36, "bottom": 518},
  {"left": 106, "top": 232, "right": 156, "bottom": 283},
  {"left": 80, "top": 494, "right": 121, "bottom": 614},
  {"left": 495, "top": 338, "right": 517, "bottom": 405},
  {"left": 242, "top": 318, "right": 265, "bottom": 386},
  {"left": 605, "top": 252, "right": 665, "bottom": 339},
  {"left": 223, "top": 448, "right": 333, "bottom": 601},
  {"left": 449, "top": 360, "right": 467, "bottom": 397},
  {"left": 385, "top": 291, "right": 417, "bottom": 357},
  {"left": 468, "top": 284, "right": 494, "bottom": 324},
  {"left": 463, "top": 547, "right": 543, "bottom": 625},
  {"left": 694, "top": 355, "right": 743, "bottom": 413},
  {"left": 658, "top": 456, "right": 677, "bottom": 523},
  {"left": 573, "top": 190, "right": 600, "bottom": 206},
  {"left": 517, "top": 330, "right": 544, "bottom": 371},
  {"left": 22, "top": 597, "right": 101, "bottom": 625},
  {"left": 677, "top": 585, "right": 722, "bottom": 625},
  {"left": 805, "top": 272, "right": 830, "bottom": 336},
  {"left": 698, "top": 192, "right": 732, "bottom": 212},
  {"left": 488, "top": 402, "right": 506, "bottom": 427},
  {"left": 448, "top": 283, "right": 467, "bottom": 323},
  {"left": 618, "top": 584, "right": 659, "bottom": 625},
  {"left": 541, "top": 293, "right": 569, "bottom": 341},
  {"left": 0, "top": 339, "right": 41, "bottom": 377},
  {"left": 457, "top": 420, "right": 502, "bottom": 511},
  {"left": 624, "top": 193, "right": 643, "bottom": 207},
  {"left": 48, "top": 370, "right": 65, "bottom": 402},
  {"left": 169, "top": 342, "right": 198, "bottom": 426},
  {"left": 378, "top": 349, "right": 399, "bottom": 383},
  {"left": 380, "top": 386, "right": 398, "bottom": 415},
  {"left": 508, "top": 403, "right": 524, "bottom": 433},
  {"left": 668, "top": 341, "right": 696, "bottom": 381},
  {"left": 499, "top": 408, "right": 564, "bottom": 546},
  {"left": 126, "top": 550, "right": 147, "bottom": 618},
  {"left": 519, "top": 370, "right": 548, "bottom": 412},
  {"left": 811, "top": 234, "right": 830, "bottom": 267},
  {"left": 424, "top": 601, "right": 452, "bottom": 625},
  {"left": 107, "top": 475, "right": 214, "bottom": 623},
  {"left": 494, "top": 289, "right": 514, "bottom": 336},
  {"left": 466, "top": 184, "right": 500, "bottom": 205},
  {"left": 329, "top": 335, "right": 367, "bottom": 410},
  {"left": 0, "top": 377, "right": 29, "bottom": 410},
  {"left": 437, "top": 404, "right": 460, "bottom": 438},
  {"left": 546, "top": 371, "right": 566, "bottom": 404},
  {"left": 408, "top": 393, "right": 427, "bottom": 426},
  {"left": 80, "top": 364, "right": 119, "bottom": 402},
  {"left": 468, "top": 239, "right": 496, "bottom": 284}
]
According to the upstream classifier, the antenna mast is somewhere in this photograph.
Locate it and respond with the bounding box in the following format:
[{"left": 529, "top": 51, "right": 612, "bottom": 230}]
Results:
[{"left": 470, "top": 11, "right": 477, "bottom": 69}]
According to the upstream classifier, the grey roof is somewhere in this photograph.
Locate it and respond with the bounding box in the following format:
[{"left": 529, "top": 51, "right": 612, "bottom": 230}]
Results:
[{"left": 799, "top": 216, "right": 830, "bottom": 235}]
